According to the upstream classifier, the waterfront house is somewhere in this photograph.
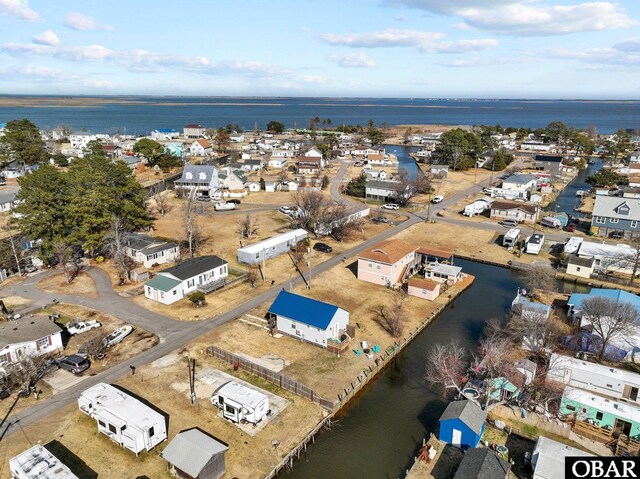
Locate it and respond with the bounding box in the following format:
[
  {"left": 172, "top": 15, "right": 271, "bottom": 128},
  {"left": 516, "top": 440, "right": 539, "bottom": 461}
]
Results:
[
  {"left": 565, "top": 255, "right": 596, "bottom": 279},
  {"left": 533, "top": 155, "right": 564, "bottom": 176},
  {"left": 78, "top": 383, "right": 167, "bottom": 454},
  {"left": 189, "top": 139, "right": 213, "bottom": 157},
  {"left": 184, "top": 124, "right": 206, "bottom": 139},
  {"left": 416, "top": 246, "right": 454, "bottom": 265},
  {"left": 531, "top": 436, "right": 593, "bottom": 479},
  {"left": 267, "top": 290, "right": 350, "bottom": 348},
  {"left": 124, "top": 233, "right": 180, "bottom": 268},
  {"left": 407, "top": 277, "right": 440, "bottom": 301},
  {"left": 500, "top": 174, "right": 538, "bottom": 196},
  {"left": 237, "top": 229, "right": 308, "bottom": 265},
  {"left": 151, "top": 128, "right": 180, "bottom": 141},
  {"left": 423, "top": 262, "right": 463, "bottom": 285},
  {"left": 0, "top": 316, "right": 63, "bottom": 369},
  {"left": 511, "top": 291, "right": 552, "bottom": 351},
  {"left": 365, "top": 180, "right": 407, "bottom": 202},
  {"left": 144, "top": 255, "right": 228, "bottom": 305},
  {"left": 10, "top": 445, "right": 80, "bottom": 479},
  {"left": 438, "top": 399, "right": 486, "bottom": 449},
  {"left": 161, "top": 428, "right": 228, "bottom": 479},
  {"left": 569, "top": 239, "right": 637, "bottom": 277},
  {"left": 566, "top": 288, "right": 640, "bottom": 325},
  {"left": 452, "top": 448, "right": 509, "bottom": 479},
  {"left": 356, "top": 239, "right": 419, "bottom": 287},
  {"left": 591, "top": 195, "right": 640, "bottom": 239},
  {"left": 174, "top": 165, "right": 219, "bottom": 197},
  {"left": 490, "top": 201, "right": 538, "bottom": 224}
]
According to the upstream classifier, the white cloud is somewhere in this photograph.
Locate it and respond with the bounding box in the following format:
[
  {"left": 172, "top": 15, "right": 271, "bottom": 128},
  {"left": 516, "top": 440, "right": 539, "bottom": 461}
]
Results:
[
  {"left": 320, "top": 29, "right": 444, "bottom": 48},
  {"left": 387, "top": 0, "right": 637, "bottom": 36},
  {"left": 4, "top": 42, "right": 115, "bottom": 61},
  {"left": 64, "top": 12, "right": 113, "bottom": 31},
  {"left": 615, "top": 38, "right": 640, "bottom": 53},
  {"left": 544, "top": 45, "right": 640, "bottom": 66},
  {"left": 327, "top": 52, "right": 376, "bottom": 68},
  {"left": 33, "top": 30, "right": 60, "bottom": 46},
  {"left": 0, "top": 0, "right": 40, "bottom": 21},
  {"left": 421, "top": 38, "right": 498, "bottom": 53},
  {"left": 0, "top": 65, "right": 78, "bottom": 82}
]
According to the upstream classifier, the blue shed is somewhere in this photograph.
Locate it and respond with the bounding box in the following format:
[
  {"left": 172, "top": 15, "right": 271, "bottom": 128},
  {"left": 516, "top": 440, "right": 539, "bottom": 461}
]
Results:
[{"left": 438, "top": 400, "right": 486, "bottom": 449}]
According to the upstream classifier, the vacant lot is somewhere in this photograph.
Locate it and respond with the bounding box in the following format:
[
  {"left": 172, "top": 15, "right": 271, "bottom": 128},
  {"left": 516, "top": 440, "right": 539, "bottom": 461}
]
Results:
[{"left": 38, "top": 272, "right": 99, "bottom": 298}]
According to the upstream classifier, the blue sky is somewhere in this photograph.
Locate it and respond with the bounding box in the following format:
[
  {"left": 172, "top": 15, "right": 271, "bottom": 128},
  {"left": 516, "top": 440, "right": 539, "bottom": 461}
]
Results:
[{"left": 0, "top": 0, "right": 639, "bottom": 98}]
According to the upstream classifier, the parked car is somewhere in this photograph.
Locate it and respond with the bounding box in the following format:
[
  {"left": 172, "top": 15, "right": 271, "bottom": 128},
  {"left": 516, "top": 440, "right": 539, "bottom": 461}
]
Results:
[
  {"left": 382, "top": 203, "right": 399, "bottom": 210},
  {"left": 431, "top": 195, "right": 444, "bottom": 204},
  {"left": 566, "top": 223, "right": 577, "bottom": 232},
  {"left": 67, "top": 320, "right": 102, "bottom": 336},
  {"left": 500, "top": 219, "right": 519, "bottom": 228},
  {"left": 22, "top": 264, "right": 37, "bottom": 273},
  {"left": 195, "top": 195, "right": 210, "bottom": 202},
  {"left": 372, "top": 215, "right": 391, "bottom": 224},
  {"left": 609, "top": 231, "right": 624, "bottom": 239},
  {"left": 58, "top": 355, "right": 90, "bottom": 375},
  {"left": 226, "top": 199, "right": 241, "bottom": 204},
  {"left": 313, "top": 242, "right": 333, "bottom": 253},
  {"left": 279, "top": 205, "right": 294, "bottom": 214}
]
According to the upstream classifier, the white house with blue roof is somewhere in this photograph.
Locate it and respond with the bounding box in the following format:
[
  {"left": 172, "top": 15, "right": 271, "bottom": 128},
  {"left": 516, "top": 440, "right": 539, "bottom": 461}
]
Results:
[
  {"left": 267, "top": 291, "right": 350, "bottom": 348},
  {"left": 151, "top": 128, "right": 180, "bottom": 141}
]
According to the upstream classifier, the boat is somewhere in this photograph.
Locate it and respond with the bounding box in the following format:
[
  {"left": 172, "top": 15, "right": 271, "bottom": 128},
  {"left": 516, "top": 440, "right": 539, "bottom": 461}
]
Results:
[
  {"left": 103, "top": 325, "right": 134, "bottom": 348},
  {"left": 576, "top": 190, "right": 585, "bottom": 197},
  {"left": 214, "top": 202, "right": 236, "bottom": 211}
]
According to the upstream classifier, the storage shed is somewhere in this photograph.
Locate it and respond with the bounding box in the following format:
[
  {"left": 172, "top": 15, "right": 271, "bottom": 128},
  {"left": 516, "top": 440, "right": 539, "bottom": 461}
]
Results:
[
  {"left": 211, "top": 381, "right": 270, "bottom": 425},
  {"left": 161, "top": 428, "right": 228, "bottom": 479},
  {"left": 438, "top": 400, "right": 486, "bottom": 449},
  {"left": 237, "top": 229, "right": 308, "bottom": 265}
]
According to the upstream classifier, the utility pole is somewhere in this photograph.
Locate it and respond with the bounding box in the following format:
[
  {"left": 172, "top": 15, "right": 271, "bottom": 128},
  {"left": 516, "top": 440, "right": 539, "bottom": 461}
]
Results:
[
  {"left": 307, "top": 246, "right": 312, "bottom": 290},
  {"left": 262, "top": 247, "right": 266, "bottom": 281}
]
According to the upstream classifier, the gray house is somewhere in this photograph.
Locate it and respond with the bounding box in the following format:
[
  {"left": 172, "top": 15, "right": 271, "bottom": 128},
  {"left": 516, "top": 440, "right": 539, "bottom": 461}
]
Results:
[
  {"left": 591, "top": 195, "right": 640, "bottom": 239},
  {"left": 174, "top": 165, "right": 220, "bottom": 197},
  {"left": 534, "top": 154, "right": 564, "bottom": 175},
  {"left": 161, "top": 429, "right": 228, "bottom": 479},
  {"left": 365, "top": 180, "right": 407, "bottom": 201}
]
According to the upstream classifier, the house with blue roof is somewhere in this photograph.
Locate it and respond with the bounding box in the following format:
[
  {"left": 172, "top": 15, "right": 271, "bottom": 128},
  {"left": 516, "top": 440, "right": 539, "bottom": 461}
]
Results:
[
  {"left": 267, "top": 291, "right": 350, "bottom": 348},
  {"left": 151, "top": 128, "right": 180, "bottom": 141},
  {"left": 567, "top": 288, "right": 640, "bottom": 323}
]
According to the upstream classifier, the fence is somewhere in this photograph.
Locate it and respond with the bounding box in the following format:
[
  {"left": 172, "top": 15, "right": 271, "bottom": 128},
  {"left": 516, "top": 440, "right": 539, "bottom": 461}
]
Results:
[{"left": 206, "top": 345, "right": 335, "bottom": 410}]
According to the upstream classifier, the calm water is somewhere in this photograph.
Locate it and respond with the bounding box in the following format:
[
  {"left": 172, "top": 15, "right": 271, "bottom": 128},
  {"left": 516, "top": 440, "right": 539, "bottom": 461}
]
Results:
[
  {"left": 547, "top": 158, "right": 603, "bottom": 217},
  {"left": 281, "top": 260, "right": 521, "bottom": 479},
  {"left": 1, "top": 97, "right": 638, "bottom": 134},
  {"left": 388, "top": 145, "right": 420, "bottom": 180}
]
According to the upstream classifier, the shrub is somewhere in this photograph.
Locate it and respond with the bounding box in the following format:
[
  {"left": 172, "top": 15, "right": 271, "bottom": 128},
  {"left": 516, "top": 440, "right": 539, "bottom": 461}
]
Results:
[{"left": 188, "top": 291, "right": 206, "bottom": 306}]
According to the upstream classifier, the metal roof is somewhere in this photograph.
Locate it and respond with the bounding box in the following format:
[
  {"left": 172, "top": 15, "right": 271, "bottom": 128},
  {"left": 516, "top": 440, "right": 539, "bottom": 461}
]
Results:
[
  {"left": 145, "top": 274, "right": 182, "bottom": 292},
  {"left": 268, "top": 290, "right": 343, "bottom": 330},
  {"left": 439, "top": 400, "right": 486, "bottom": 435},
  {"left": 532, "top": 436, "right": 592, "bottom": 479},
  {"left": 0, "top": 316, "right": 62, "bottom": 349},
  {"left": 161, "top": 429, "right": 227, "bottom": 478},
  {"left": 10, "top": 445, "right": 79, "bottom": 479},
  {"left": 567, "top": 288, "right": 640, "bottom": 310},
  {"left": 238, "top": 229, "right": 308, "bottom": 255},
  {"left": 502, "top": 173, "right": 538, "bottom": 185},
  {"left": 452, "top": 448, "right": 509, "bottom": 479},
  {"left": 160, "top": 255, "right": 227, "bottom": 281}
]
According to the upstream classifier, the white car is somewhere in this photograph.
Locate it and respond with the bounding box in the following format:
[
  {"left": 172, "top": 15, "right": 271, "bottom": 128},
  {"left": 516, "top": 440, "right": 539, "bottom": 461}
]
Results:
[
  {"left": 67, "top": 320, "right": 102, "bottom": 335},
  {"left": 382, "top": 203, "right": 399, "bottom": 210},
  {"left": 431, "top": 195, "right": 444, "bottom": 204}
]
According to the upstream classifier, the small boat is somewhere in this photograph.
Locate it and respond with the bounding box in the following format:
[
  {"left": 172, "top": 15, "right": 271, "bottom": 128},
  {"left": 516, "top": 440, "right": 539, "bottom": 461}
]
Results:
[
  {"left": 214, "top": 202, "right": 236, "bottom": 211},
  {"left": 576, "top": 190, "right": 585, "bottom": 197},
  {"left": 103, "top": 325, "right": 134, "bottom": 348}
]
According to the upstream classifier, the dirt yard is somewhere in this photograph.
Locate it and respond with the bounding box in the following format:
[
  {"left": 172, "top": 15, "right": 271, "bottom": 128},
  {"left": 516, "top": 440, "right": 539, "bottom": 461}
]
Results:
[{"left": 38, "top": 272, "right": 98, "bottom": 298}]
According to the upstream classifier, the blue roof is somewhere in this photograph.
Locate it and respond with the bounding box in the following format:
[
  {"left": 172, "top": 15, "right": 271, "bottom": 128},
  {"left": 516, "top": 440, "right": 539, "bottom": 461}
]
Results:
[
  {"left": 513, "top": 295, "right": 551, "bottom": 316},
  {"left": 268, "top": 291, "right": 341, "bottom": 330},
  {"left": 157, "top": 128, "right": 177, "bottom": 133},
  {"left": 568, "top": 288, "right": 640, "bottom": 310}
]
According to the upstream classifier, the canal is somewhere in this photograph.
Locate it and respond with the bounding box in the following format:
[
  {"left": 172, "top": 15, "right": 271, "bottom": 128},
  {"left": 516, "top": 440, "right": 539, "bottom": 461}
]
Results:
[
  {"left": 546, "top": 158, "right": 602, "bottom": 217},
  {"left": 386, "top": 145, "right": 421, "bottom": 180},
  {"left": 281, "top": 259, "right": 524, "bottom": 479}
]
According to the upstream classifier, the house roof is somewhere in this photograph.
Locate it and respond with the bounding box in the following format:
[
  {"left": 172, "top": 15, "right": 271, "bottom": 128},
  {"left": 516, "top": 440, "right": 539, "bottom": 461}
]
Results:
[
  {"left": 515, "top": 358, "right": 537, "bottom": 374},
  {"left": 193, "top": 139, "right": 211, "bottom": 149},
  {"left": 534, "top": 155, "right": 563, "bottom": 163},
  {"left": 268, "top": 290, "right": 344, "bottom": 330},
  {"left": 238, "top": 229, "right": 307, "bottom": 255},
  {"left": 453, "top": 448, "right": 509, "bottom": 479},
  {"left": 439, "top": 400, "right": 486, "bottom": 435},
  {"left": 425, "top": 263, "right": 462, "bottom": 276},
  {"left": 155, "top": 128, "right": 178, "bottom": 133},
  {"left": 512, "top": 295, "right": 552, "bottom": 317},
  {"left": 145, "top": 275, "right": 182, "bottom": 293},
  {"left": 416, "top": 246, "right": 454, "bottom": 259},
  {"left": 365, "top": 180, "right": 403, "bottom": 192},
  {"left": 244, "top": 159, "right": 263, "bottom": 165},
  {"left": 592, "top": 195, "right": 640, "bottom": 221},
  {"left": 175, "top": 165, "right": 217, "bottom": 184},
  {"left": 532, "top": 436, "right": 592, "bottom": 479},
  {"left": 408, "top": 277, "right": 439, "bottom": 291},
  {"left": 160, "top": 255, "right": 227, "bottom": 281},
  {"left": 161, "top": 429, "right": 227, "bottom": 478},
  {"left": 502, "top": 174, "right": 538, "bottom": 185},
  {"left": 126, "top": 233, "right": 177, "bottom": 254},
  {"left": 297, "top": 157, "right": 322, "bottom": 165},
  {"left": 564, "top": 386, "right": 640, "bottom": 424},
  {"left": 0, "top": 316, "right": 62, "bottom": 349},
  {"left": 491, "top": 201, "right": 537, "bottom": 215},
  {"left": 9, "top": 445, "right": 79, "bottom": 479},
  {"left": 184, "top": 124, "right": 204, "bottom": 129},
  {"left": 0, "top": 189, "right": 18, "bottom": 205},
  {"left": 358, "top": 239, "right": 418, "bottom": 265},
  {"left": 567, "top": 255, "right": 595, "bottom": 268},
  {"left": 567, "top": 288, "right": 640, "bottom": 311}
]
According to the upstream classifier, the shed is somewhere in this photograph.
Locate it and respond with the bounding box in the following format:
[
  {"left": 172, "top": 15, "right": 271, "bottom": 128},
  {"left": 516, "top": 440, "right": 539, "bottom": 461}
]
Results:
[
  {"left": 407, "top": 277, "right": 441, "bottom": 301},
  {"left": 453, "top": 448, "right": 509, "bottom": 479},
  {"left": 237, "top": 229, "right": 308, "bottom": 265},
  {"left": 130, "top": 267, "right": 150, "bottom": 283},
  {"left": 211, "top": 381, "right": 270, "bottom": 425},
  {"left": 566, "top": 255, "right": 595, "bottom": 279},
  {"left": 438, "top": 400, "right": 486, "bottom": 449},
  {"left": 514, "top": 359, "right": 537, "bottom": 385},
  {"left": 161, "top": 428, "right": 228, "bottom": 479}
]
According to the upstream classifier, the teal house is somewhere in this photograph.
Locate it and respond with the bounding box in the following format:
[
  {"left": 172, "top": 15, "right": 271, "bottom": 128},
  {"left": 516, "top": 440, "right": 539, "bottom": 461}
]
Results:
[
  {"left": 560, "top": 386, "right": 640, "bottom": 438},
  {"left": 489, "top": 377, "right": 520, "bottom": 402},
  {"left": 165, "top": 143, "right": 184, "bottom": 157}
]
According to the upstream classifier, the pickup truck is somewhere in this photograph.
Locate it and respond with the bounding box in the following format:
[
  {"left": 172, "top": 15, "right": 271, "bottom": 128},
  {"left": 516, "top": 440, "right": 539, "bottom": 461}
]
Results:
[{"left": 67, "top": 320, "right": 102, "bottom": 335}]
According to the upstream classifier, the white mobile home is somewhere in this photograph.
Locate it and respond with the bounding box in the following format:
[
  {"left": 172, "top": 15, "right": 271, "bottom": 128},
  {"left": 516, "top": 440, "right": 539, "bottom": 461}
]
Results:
[
  {"left": 78, "top": 383, "right": 167, "bottom": 454},
  {"left": 463, "top": 198, "right": 493, "bottom": 217},
  {"left": 237, "top": 229, "right": 308, "bottom": 265},
  {"left": 502, "top": 228, "right": 521, "bottom": 247},
  {"left": 211, "top": 381, "right": 270, "bottom": 425},
  {"left": 10, "top": 445, "right": 79, "bottom": 479}
]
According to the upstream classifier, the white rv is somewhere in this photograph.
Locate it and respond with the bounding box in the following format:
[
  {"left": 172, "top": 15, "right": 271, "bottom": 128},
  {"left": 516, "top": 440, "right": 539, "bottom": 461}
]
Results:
[
  {"left": 10, "top": 445, "right": 79, "bottom": 479},
  {"left": 211, "top": 381, "right": 270, "bottom": 425},
  {"left": 502, "top": 228, "right": 521, "bottom": 248},
  {"left": 463, "top": 198, "right": 493, "bottom": 217},
  {"left": 78, "top": 383, "right": 167, "bottom": 454},
  {"left": 525, "top": 233, "right": 545, "bottom": 255}
]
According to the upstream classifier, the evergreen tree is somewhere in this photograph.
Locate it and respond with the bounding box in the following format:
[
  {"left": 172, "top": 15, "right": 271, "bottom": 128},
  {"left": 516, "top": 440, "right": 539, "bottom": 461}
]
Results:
[{"left": 0, "top": 119, "right": 48, "bottom": 166}]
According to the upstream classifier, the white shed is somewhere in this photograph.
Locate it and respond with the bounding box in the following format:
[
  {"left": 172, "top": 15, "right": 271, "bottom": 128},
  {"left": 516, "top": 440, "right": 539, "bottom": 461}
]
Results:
[{"left": 211, "top": 381, "right": 270, "bottom": 425}]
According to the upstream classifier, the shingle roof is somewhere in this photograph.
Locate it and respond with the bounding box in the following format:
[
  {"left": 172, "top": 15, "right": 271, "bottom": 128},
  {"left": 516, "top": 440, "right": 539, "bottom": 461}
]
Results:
[
  {"left": 0, "top": 316, "right": 62, "bottom": 349},
  {"left": 439, "top": 400, "right": 486, "bottom": 435},
  {"left": 452, "top": 448, "right": 509, "bottom": 479},
  {"left": 408, "top": 278, "right": 439, "bottom": 291},
  {"left": 502, "top": 174, "right": 538, "bottom": 185},
  {"left": 535, "top": 155, "right": 563, "bottom": 163},
  {"left": 365, "top": 180, "right": 403, "bottom": 191},
  {"left": 491, "top": 201, "right": 537, "bottom": 215},
  {"left": 145, "top": 275, "right": 182, "bottom": 292},
  {"left": 268, "top": 291, "right": 343, "bottom": 330},
  {"left": 568, "top": 255, "right": 595, "bottom": 268},
  {"left": 161, "top": 429, "right": 227, "bottom": 478},
  {"left": 184, "top": 124, "right": 204, "bottom": 129},
  {"left": 357, "top": 239, "right": 418, "bottom": 265},
  {"left": 417, "top": 246, "right": 454, "bottom": 259},
  {"left": 592, "top": 195, "right": 640, "bottom": 221},
  {"left": 160, "top": 255, "right": 227, "bottom": 281},
  {"left": 126, "top": 233, "right": 177, "bottom": 254},
  {"left": 194, "top": 139, "right": 211, "bottom": 148},
  {"left": 175, "top": 165, "right": 217, "bottom": 184}
]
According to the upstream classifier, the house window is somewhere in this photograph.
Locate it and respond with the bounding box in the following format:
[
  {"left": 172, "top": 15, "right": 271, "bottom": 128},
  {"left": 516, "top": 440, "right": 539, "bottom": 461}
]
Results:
[
  {"left": 611, "top": 218, "right": 619, "bottom": 224},
  {"left": 576, "top": 267, "right": 581, "bottom": 272},
  {"left": 595, "top": 217, "right": 606, "bottom": 224},
  {"left": 108, "top": 424, "right": 117, "bottom": 434},
  {"left": 566, "top": 405, "right": 576, "bottom": 411},
  {"left": 582, "top": 408, "right": 587, "bottom": 414},
  {"left": 596, "top": 412, "right": 603, "bottom": 421},
  {"left": 368, "top": 263, "right": 372, "bottom": 268},
  {"left": 37, "top": 337, "right": 48, "bottom": 347},
  {"left": 0, "top": 354, "right": 8, "bottom": 364},
  {"left": 291, "top": 323, "right": 296, "bottom": 329},
  {"left": 632, "top": 221, "right": 638, "bottom": 228},
  {"left": 376, "top": 265, "right": 381, "bottom": 270},
  {"left": 99, "top": 420, "right": 106, "bottom": 428},
  {"left": 149, "top": 426, "right": 155, "bottom": 437},
  {"left": 173, "top": 290, "right": 177, "bottom": 295}
]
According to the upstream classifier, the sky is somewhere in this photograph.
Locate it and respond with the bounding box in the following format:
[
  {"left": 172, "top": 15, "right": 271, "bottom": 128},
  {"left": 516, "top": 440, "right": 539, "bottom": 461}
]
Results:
[{"left": 0, "top": 0, "right": 639, "bottom": 98}]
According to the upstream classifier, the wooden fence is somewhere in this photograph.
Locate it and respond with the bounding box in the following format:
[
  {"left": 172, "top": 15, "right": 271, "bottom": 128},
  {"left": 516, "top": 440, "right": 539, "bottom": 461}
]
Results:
[{"left": 206, "top": 345, "right": 335, "bottom": 410}]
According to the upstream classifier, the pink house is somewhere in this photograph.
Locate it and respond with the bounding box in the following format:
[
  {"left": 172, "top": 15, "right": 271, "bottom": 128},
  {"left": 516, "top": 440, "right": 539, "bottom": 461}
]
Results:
[
  {"left": 356, "top": 239, "right": 419, "bottom": 287},
  {"left": 407, "top": 277, "right": 441, "bottom": 301}
]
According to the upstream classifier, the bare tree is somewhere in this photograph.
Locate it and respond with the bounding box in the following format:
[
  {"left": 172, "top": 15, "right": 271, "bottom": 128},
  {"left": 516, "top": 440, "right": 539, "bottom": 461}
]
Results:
[
  {"left": 372, "top": 292, "right": 407, "bottom": 338},
  {"left": 149, "top": 184, "right": 171, "bottom": 217},
  {"left": 79, "top": 331, "right": 108, "bottom": 360},
  {"left": 238, "top": 213, "right": 259, "bottom": 239},
  {"left": 1, "top": 220, "right": 24, "bottom": 275},
  {"left": 291, "top": 189, "right": 330, "bottom": 231},
  {"left": 507, "top": 305, "right": 565, "bottom": 352},
  {"left": 182, "top": 190, "right": 206, "bottom": 258},
  {"left": 245, "top": 270, "right": 259, "bottom": 288},
  {"left": 579, "top": 296, "right": 640, "bottom": 361},
  {"left": 520, "top": 265, "right": 556, "bottom": 299},
  {"left": 277, "top": 167, "right": 288, "bottom": 184},
  {"left": 52, "top": 238, "right": 80, "bottom": 283},
  {"left": 424, "top": 340, "right": 468, "bottom": 398},
  {"left": 4, "top": 354, "right": 54, "bottom": 397},
  {"left": 106, "top": 217, "right": 133, "bottom": 280}
]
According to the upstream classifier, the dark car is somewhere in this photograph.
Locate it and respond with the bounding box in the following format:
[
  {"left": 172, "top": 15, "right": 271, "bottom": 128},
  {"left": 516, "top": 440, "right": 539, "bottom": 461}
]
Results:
[
  {"left": 313, "top": 242, "right": 333, "bottom": 253},
  {"left": 609, "top": 231, "right": 624, "bottom": 240},
  {"left": 226, "top": 199, "right": 241, "bottom": 204},
  {"left": 58, "top": 355, "right": 90, "bottom": 375}
]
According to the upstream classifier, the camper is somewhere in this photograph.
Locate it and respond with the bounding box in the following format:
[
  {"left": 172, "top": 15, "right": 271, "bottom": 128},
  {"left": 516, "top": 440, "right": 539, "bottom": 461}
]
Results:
[
  {"left": 211, "top": 381, "right": 270, "bottom": 425},
  {"left": 502, "top": 228, "right": 521, "bottom": 248},
  {"left": 541, "top": 216, "right": 562, "bottom": 228},
  {"left": 525, "top": 233, "right": 545, "bottom": 255},
  {"left": 463, "top": 198, "right": 493, "bottom": 217}
]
